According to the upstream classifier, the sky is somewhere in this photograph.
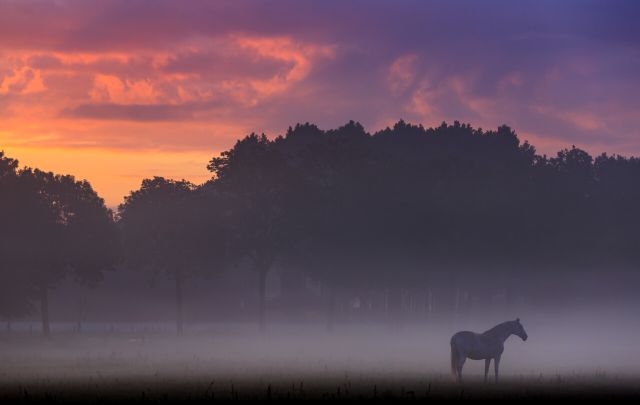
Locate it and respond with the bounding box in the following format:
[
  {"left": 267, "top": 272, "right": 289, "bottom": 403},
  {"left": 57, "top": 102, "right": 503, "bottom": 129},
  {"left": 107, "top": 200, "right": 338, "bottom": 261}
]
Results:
[{"left": 1, "top": 0, "right": 639, "bottom": 207}]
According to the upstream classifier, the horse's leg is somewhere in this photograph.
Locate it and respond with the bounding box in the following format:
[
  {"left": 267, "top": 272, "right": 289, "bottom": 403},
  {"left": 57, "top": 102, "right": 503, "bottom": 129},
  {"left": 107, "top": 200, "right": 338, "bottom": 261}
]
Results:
[
  {"left": 484, "top": 358, "right": 491, "bottom": 383},
  {"left": 451, "top": 345, "right": 458, "bottom": 382},
  {"left": 494, "top": 355, "right": 501, "bottom": 383},
  {"left": 457, "top": 354, "right": 466, "bottom": 384}
]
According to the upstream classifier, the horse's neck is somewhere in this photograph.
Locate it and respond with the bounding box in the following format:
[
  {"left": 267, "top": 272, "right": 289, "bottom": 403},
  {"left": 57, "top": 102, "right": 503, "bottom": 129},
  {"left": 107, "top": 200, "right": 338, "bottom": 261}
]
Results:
[{"left": 483, "top": 323, "right": 512, "bottom": 343}]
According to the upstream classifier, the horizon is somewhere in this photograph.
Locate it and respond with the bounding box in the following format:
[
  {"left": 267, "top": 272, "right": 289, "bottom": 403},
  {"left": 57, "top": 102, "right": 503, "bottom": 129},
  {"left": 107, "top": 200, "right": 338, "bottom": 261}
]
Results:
[{"left": 3, "top": 118, "right": 638, "bottom": 209}]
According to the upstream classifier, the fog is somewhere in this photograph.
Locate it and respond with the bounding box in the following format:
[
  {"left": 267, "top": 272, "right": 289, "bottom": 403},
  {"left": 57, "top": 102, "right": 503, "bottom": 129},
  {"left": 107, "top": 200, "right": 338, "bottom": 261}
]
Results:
[
  {"left": 3, "top": 268, "right": 640, "bottom": 386},
  {"left": 4, "top": 314, "right": 640, "bottom": 379}
]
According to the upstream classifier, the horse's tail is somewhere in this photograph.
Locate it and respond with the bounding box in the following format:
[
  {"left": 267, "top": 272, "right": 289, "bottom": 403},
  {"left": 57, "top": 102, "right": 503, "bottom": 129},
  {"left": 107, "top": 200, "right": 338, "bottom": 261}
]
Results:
[{"left": 450, "top": 339, "right": 457, "bottom": 378}]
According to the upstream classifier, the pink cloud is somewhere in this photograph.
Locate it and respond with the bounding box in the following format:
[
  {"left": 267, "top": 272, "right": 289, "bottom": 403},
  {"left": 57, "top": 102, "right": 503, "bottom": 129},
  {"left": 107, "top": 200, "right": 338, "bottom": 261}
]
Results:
[{"left": 388, "top": 54, "right": 418, "bottom": 95}]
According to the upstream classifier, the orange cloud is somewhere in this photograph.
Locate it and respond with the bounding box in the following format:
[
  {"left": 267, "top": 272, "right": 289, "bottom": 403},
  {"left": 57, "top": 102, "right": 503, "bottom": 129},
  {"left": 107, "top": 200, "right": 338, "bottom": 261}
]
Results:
[
  {"left": 89, "top": 74, "right": 161, "bottom": 104},
  {"left": 228, "top": 36, "right": 335, "bottom": 105},
  {"left": 0, "top": 66, "right": 46, "bottom": 95}
]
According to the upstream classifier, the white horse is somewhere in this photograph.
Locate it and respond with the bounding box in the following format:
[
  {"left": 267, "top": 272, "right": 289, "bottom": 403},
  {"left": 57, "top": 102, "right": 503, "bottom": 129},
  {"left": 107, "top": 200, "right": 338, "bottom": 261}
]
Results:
[{"left": 450, "top": 318, "right": 528, "bottom": 383}]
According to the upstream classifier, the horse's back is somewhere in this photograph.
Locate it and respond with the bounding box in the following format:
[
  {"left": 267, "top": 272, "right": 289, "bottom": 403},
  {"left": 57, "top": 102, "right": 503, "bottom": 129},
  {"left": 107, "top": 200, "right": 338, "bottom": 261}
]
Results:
[
  {"left": 452, "top": 330, "right": 503, "bottom": 360},
  {"left": 450, "top": 331, "right": 477, "bottom": 346}
]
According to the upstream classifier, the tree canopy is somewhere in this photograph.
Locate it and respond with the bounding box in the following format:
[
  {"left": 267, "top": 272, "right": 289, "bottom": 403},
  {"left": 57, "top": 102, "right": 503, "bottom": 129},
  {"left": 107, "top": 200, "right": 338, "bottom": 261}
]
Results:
[{"left": 2, "top": 119, "right": 640, "bottom": 333}]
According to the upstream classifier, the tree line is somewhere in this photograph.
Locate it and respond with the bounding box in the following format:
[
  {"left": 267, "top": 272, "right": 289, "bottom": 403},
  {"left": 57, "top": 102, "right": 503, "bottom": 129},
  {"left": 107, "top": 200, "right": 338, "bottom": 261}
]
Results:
[{"left": 2, "top": 120, "right": 640, "bottom": 336}]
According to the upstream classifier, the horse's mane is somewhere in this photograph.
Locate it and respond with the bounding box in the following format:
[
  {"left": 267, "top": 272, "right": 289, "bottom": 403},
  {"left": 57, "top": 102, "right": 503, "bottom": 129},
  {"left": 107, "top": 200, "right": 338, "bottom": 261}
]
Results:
[{"left": 482, "top": 320, "right": 514, "bottom": 337}]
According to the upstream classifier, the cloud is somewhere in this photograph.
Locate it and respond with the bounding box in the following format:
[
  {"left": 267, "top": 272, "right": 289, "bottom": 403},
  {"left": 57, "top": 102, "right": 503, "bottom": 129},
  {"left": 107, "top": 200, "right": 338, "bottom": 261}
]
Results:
[
  {"left": 0, "top": 66, "right": 46, "bottom": 95},
  {"left": 63, "top": 103, "right": 196, "bottom": 122},
  {"left": 388, "top": 54, "right": 418, "bottom": 95}
]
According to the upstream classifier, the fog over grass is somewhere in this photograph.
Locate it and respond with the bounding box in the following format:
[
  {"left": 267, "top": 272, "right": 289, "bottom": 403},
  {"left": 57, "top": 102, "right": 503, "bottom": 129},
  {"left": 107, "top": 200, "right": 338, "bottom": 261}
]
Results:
[{"left": 2, "top": 306, "right": 640, "bottom": 384}]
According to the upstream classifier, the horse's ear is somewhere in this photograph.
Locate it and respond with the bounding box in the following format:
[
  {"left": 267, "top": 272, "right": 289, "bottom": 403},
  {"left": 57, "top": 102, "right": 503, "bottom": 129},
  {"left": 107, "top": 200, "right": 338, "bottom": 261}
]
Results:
[{"left": 516, "top": 318, "right": 520, "bottom": 323}]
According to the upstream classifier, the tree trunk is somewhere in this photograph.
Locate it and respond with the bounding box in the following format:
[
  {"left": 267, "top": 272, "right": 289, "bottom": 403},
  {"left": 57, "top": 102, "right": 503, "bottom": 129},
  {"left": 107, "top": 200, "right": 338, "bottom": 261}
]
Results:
[
  {"left": 40, "top": 285, "right": 50, "bottom": 338},
  {"left": 425, "top": 289, "right": 433, "bottom": 321},
  {"left": 326, "top": 287, "right": 336, "bottom": 332},
  {"left": 258, "top": 267, "right": 267, "bottom": 333},
  {"left": 76, "top": 294, "right": 83, "bottom": 334},
  {"left": 386, "top": 287, "right": 402, "bottom": 327},
  {"left": 175, "top": 270, "right": 184, "bottom": 336}
]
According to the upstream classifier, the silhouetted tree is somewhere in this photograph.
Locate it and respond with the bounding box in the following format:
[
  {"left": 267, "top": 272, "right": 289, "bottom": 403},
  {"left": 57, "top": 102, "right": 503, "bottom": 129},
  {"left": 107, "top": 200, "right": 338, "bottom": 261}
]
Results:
[
  {"left": 0, "top": 152, "right": 34, "bottom": 330},
  {"left": 208, "top": 134, "right": 294, "bottom": 332},
  {"left": 3, "top": 166, "right": 118, "bottom": 337},
  {"left": 6, "top": 118, "right": 640, "bottom": 329},
  {"left": 119, "top": 177, "right": 208, "bottom": 335}
]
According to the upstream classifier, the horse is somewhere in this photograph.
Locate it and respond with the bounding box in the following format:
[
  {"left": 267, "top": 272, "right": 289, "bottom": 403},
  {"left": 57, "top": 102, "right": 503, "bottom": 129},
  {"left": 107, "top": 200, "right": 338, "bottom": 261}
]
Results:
[{"left": 450, "top": 318, "right": 528, "bottom": 383}]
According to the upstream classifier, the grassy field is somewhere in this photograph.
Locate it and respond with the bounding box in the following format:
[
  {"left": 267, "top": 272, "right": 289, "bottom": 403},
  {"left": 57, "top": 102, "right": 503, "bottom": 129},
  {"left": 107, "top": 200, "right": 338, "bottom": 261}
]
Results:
[
  {"left": 1, "top": 324, "right": 639, "bottom": 402},
  {"left": 2, "top": 372, "right": 639, "bottom": 402}
]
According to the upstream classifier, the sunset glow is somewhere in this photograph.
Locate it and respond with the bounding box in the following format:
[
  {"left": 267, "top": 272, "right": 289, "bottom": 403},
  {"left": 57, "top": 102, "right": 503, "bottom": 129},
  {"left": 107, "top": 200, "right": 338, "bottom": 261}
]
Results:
[{"left": 1, "top": 0, "right": 639, "bottom": 206}]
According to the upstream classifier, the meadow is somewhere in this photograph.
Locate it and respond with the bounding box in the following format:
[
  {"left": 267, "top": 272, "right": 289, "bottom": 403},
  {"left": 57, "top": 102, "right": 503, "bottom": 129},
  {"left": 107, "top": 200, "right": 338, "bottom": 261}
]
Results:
[{"left": 1, "top": 318, "right": 639, "bottom": 402}]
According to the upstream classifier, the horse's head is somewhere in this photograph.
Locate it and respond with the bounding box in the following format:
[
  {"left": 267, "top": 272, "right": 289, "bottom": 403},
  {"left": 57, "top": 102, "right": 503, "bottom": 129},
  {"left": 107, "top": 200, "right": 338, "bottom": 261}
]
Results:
[{"left": 514, "top": 318, "right": 528, "bottom": 341}]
